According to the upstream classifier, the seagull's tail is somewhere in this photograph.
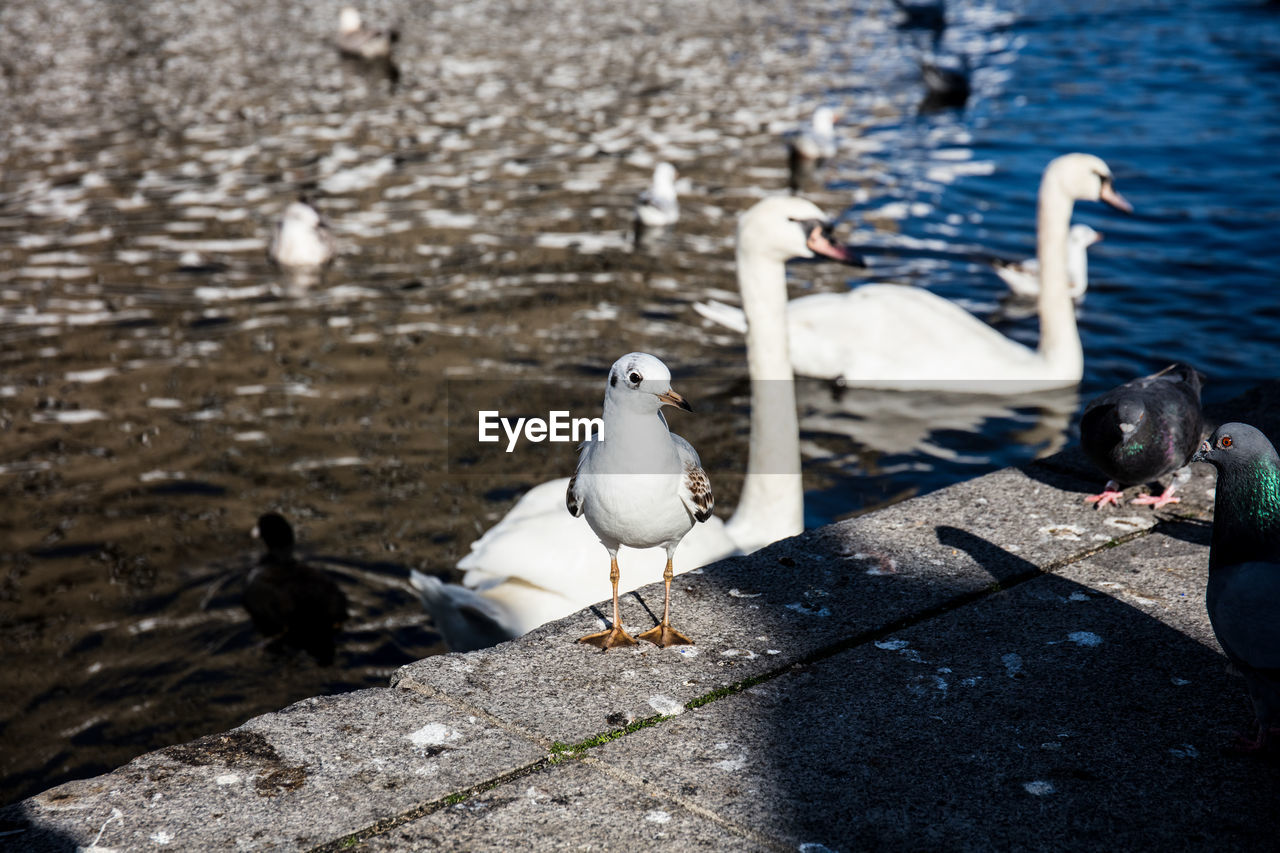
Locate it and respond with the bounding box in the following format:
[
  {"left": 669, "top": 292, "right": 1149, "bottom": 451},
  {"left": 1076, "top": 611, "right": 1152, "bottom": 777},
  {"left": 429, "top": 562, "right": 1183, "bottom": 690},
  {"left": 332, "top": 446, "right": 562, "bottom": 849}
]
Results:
[{"left": 693, "top": 299, "right": 748, "bottom": 335}]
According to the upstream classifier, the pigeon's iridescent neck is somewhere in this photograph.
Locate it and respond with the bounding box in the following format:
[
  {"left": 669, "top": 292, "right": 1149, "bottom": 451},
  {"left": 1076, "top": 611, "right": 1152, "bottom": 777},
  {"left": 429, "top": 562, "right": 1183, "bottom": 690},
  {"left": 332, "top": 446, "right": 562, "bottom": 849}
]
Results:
[{"left": 1214, "top": 454, "right": 1280, "bottom": 568}]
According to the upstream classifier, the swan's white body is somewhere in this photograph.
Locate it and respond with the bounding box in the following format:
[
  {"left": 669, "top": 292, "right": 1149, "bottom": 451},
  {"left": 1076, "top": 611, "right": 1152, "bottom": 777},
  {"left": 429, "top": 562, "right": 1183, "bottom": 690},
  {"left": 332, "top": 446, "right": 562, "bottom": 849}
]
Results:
[
  {"left": 695, "top": 154, "right": 1130, "bottom": 394},
  {"left": 993, "top": 223, "right": 1101, "bottom": 300},
  {"left": 413, "top": 198, "right": 839, "bottom": 651}
]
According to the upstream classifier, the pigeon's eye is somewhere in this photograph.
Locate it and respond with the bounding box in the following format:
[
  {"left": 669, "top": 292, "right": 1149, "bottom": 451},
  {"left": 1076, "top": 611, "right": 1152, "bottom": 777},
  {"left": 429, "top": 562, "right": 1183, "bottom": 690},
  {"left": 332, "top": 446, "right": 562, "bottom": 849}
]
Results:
[
  {"left": 629, "top": 372, "right": 642, "bottom": 385},
  {"left": 1220, "top": 435, "right": 1233, "bottom": 449}
]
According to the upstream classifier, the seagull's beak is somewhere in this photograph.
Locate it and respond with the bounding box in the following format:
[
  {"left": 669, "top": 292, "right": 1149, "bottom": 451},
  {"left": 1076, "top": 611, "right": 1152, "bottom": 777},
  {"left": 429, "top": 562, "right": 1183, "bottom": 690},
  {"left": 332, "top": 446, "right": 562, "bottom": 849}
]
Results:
[
  {"left": 658, "top": 388, "right": 693, "bottom": 412},
  {"left": 1089, "top": 230, "right": 1104, "bottom": 246},
  {"left": 1100, "top": 182, "right": 1132, "bottom": 214},
  {"left": 807, "top": 225, "right": 867, "bottom": 267}
]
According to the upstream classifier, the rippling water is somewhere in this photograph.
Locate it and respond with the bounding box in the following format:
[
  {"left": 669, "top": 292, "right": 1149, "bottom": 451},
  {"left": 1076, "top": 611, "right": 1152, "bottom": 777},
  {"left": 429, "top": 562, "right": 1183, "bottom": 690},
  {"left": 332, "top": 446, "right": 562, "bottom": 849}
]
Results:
[{"left": 2, "top": 0, "right": 1277, "bottom": 805}]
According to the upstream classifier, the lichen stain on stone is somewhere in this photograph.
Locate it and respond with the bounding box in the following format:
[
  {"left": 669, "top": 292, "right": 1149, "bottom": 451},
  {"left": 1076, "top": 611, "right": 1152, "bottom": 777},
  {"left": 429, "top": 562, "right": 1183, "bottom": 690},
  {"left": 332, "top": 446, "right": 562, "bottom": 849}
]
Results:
[
  {"left": 254, "top": 765, "right": 307, "bottom": 797},
  {"left": 162, "top": 731, "right": 281, "bottom": 768}
]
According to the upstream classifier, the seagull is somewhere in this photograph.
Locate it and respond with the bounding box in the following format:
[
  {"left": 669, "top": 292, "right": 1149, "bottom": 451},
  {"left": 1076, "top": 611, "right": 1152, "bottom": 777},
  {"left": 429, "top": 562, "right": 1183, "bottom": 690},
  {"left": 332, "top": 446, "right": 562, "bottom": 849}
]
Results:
[
  {"left": 335, "top": 6, "right": 398, "bottom": 61},
  {"left": 633, "top": 162, "right": 680, "bottom": 247},
  {"left": 244, "top": 513, "right": 348, "bottom": 665},
  {"left": 267, "top": 198, "right": 336, "bottom": 270},
  {"left": 992, "top": 224, "right": 1102, "bottom": 301},
  {"left": 567, "top": 353, "right": 713, "bottom": 649},
  {"left": 784, "top": 107, "right": 838, "bottom": 193}
]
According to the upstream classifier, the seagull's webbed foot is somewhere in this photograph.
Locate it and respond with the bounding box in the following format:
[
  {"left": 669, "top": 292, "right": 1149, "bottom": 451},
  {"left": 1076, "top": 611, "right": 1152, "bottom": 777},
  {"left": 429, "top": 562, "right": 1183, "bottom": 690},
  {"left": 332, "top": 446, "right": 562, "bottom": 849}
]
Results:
[
  {"left": 638, "top": 622, "right": 693, "bottom": 648},
  {"left": 577, "top": 625, "right": 637, "bottom": 650}
]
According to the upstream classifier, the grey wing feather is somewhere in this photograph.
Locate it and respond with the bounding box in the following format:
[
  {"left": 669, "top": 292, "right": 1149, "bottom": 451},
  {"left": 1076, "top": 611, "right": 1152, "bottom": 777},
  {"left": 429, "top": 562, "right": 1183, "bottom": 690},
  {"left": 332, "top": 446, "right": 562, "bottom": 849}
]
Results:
[{"left": 672, "top": 434, "right": 714, "bottom": 523}]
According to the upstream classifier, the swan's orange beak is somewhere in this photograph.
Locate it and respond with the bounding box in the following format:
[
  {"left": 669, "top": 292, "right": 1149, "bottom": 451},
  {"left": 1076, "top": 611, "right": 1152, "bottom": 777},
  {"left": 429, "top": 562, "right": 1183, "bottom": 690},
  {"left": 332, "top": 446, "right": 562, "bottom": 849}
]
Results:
[
  {"left": 1100, "top": 182, "right": 1132, "bottom": 214},
  {"left": 807, "top": 225, "right": 867, "bottom": 267}
]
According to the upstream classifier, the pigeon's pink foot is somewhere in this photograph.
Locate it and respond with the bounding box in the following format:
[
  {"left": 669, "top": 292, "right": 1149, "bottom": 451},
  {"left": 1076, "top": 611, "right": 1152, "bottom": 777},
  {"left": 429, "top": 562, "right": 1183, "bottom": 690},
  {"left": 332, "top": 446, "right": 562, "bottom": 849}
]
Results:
[
  {"left": 1084, "top": 489, "right": 1124, "bottom": 508},
  {"left": 1132, "top": 492, "right": 1181, "bottom": 508},
  {"left": 1132, "top": 484, "right": 1180, "bottom": 509}
]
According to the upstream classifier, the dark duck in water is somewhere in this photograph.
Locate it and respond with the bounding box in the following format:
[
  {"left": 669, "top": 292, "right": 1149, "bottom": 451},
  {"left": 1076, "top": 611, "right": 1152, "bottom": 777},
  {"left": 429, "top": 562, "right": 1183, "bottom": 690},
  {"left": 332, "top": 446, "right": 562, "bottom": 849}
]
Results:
[{"left": 244, "top": 513, "right": 349, "bottom": 665}]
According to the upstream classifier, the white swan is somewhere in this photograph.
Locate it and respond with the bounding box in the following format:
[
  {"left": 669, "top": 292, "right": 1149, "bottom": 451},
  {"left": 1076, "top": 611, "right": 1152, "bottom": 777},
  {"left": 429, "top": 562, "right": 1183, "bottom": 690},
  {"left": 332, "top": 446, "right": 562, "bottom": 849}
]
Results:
[
  {"left": 992, "top": 223, "right": 1101, "bottom": 300},
  {"left": 694, "top": 153, "right": 1132, "bottom": 394},
  {"left": 412, "top": 196, "right": 860, "bottom": 651}
]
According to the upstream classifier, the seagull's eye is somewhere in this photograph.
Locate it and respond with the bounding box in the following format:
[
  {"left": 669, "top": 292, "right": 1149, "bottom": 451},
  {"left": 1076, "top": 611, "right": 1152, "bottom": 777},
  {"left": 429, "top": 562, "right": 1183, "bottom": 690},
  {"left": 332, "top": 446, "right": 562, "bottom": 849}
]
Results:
[
  {"left": 629, "top": 372, "right": 642, "bottom": 385},
  {"left": 1220, "top": 435, "right": 1233, "bottom": 449}
]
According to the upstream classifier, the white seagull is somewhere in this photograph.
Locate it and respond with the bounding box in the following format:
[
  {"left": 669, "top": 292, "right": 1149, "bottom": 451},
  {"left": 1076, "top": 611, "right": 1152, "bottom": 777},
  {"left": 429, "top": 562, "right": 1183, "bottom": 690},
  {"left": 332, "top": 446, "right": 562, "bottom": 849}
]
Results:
[
  {"left": 992, "top": 223, "right": 1102, "bottom": 300},
  {"left": 336, "top": 6, "right": 397, "bottom": 61},
  {"left": 567, "top": 353, "right": 711, "bottom": 649},
  {"left": 267, "top": 199, "right": 336, "bottom": 270},
  {"left": 785, "top": 106, "right": 838, "bottom": 193},
  {"left": 411, "top": 196, "right": 860, "bottom": 652},
  {"left": 694, "top": 153, "right": 1132, "bottom": 393},
  {"left": 633, "top": 163, "right": 680, "bottom": 246}
]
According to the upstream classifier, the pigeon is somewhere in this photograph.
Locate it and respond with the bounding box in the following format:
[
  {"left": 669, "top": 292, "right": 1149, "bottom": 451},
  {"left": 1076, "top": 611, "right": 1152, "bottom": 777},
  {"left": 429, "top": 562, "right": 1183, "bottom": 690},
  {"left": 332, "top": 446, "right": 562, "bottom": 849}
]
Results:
[
  {"left": 1192, "top": 423, "right": 1280, "bottom": 751},
  {"left": 567, "top": 353, "right": 713, "bottom": 649},
  {"left": 1079, "top": 363, "right": 1204, "bottom": 508},
  {"left": 244, "top": 513, "right": 348, "bottom": 665}
]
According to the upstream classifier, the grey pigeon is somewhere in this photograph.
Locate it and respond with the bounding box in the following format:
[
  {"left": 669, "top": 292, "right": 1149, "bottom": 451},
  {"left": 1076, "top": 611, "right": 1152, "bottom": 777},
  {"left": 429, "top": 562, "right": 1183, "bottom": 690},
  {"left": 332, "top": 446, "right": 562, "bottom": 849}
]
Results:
[
  {"left": 1079, "top": 363, "right": 1204, "bottom": 508},
  {"left": 1193, "top": 423, "right": 1280, "bottom": 751}
]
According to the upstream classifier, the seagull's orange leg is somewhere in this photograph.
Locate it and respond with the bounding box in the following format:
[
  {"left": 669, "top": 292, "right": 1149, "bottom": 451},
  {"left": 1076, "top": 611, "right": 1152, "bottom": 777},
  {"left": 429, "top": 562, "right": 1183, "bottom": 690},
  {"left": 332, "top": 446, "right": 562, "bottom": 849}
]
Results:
[
  {"left": 639, "top": 557, "right": 693, "bottom": 647},
  {"left": 578, "top": 554, "right": 637, "bottom": 650}
]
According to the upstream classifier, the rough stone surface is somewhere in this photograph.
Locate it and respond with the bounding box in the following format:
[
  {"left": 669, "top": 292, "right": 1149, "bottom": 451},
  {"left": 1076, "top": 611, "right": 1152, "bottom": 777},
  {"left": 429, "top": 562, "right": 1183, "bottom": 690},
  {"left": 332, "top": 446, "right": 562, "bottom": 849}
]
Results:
[
  {"left": 591, "top": 533, "right": 1280, "bottom": 851},
  {"left": 359, "top": 760, "right": 778, "bottom": 852},
  {"left": 5, "top": 689, "right": 545, "bottom": 851}
]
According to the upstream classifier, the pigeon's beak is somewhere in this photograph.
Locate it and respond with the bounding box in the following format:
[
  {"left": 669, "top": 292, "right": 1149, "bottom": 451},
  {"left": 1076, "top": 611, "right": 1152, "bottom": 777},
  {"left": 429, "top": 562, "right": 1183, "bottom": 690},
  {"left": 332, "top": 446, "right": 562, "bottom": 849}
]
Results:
[
  {"left": 1191, "top": 439, "right": 1212, "bottom": 464},
  {"left": 1100, "top": 182, "right": 1132, "bottom": 214},
  {"left": 1089, "top": 231, "right": 1104, "bottom": 246},
  {"left": 251, "top": 524, "right": 261, "bottom": 540},
  {"left": 807, "top": 224, "right": 867, "bottom": 267},
  {"left": 658, "top": 388, "right": 693, "bottom": 412}
]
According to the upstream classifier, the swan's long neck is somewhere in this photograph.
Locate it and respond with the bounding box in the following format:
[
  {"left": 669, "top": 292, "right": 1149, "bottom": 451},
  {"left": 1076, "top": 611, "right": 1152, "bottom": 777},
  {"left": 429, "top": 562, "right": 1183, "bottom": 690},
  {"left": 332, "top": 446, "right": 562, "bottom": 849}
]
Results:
[
  {"left": 725, "top": 243, "right": 803, "bottom": 552},
  {"left": 1035, "top": 178, "right": 1083, "bottom": 378}
]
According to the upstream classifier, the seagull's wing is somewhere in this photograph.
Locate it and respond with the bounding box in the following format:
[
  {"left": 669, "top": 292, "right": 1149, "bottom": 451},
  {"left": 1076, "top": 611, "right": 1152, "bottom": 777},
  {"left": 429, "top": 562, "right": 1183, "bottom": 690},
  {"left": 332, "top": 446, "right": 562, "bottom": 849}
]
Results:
[
  {"left": 565, "top": 437, "right": 596, "bottom": 517},
  {"left": 671, "top": 433, "right": 714, "bottom": 523}
]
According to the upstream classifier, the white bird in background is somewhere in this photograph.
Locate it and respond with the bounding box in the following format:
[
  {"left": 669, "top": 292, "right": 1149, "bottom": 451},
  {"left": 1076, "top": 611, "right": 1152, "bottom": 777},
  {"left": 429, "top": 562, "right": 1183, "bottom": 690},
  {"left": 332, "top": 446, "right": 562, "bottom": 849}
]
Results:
[
  {"left": 785, "top": 106, "right": 838, "bottom": 193},
  {"left": 992, "top": 223, "right": 1102, "bottom": 300},
  {"left": 335, "top": 6, "right": 398, "bottom": 61},
  {"left": 633, "top": 162, "right": 680, "bottom": 246},
  {"left": 566, "top": 353, "right": 711, "bottom": 649},
  {"left": 411, "top": 195, "right": 861, "bottom": 652},
  {"left": 267, "top": 199, "right": 336, "bottom": 270},
  {"left": 695, "top": 153, "right": 1132, "bottom": 393}
]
